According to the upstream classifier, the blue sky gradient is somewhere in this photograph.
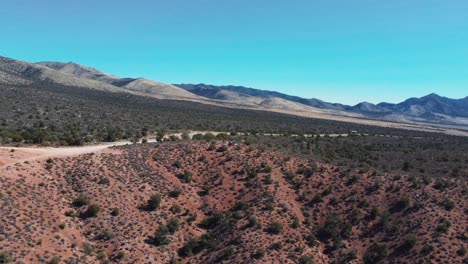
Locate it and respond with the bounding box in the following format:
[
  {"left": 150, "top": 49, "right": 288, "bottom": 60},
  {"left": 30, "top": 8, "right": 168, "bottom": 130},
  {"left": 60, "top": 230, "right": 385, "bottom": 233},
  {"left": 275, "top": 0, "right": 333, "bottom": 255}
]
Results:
[{"left": 1, "top": 0, "right": 467, "bottom": 104}]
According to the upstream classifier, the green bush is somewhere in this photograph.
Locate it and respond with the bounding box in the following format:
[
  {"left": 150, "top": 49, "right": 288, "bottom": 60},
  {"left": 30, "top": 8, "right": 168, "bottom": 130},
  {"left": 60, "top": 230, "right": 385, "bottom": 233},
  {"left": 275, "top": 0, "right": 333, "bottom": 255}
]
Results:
[
  {"left": 167, "top": 218, "right": 180, "bottom": 234},
  {"left": 364, "top": 243, "right": 387, "bottom": 264},
  {"left": 151, "top": 225, "right": 170, "bottom": 246},
  {"left": 110, "top": 208, "right": 120, "bottom": 216},
  {"left": 300, "top": 255, "right": 314, "bottom": 264},
  {"left": 176, "top": 170, "right": 193, "bottom": 183},
  {"left": 84, "top": 204, "right": 100, "bottom": 218},
  {"left": 267, "top": 222, "right": 283, "bottom": 234},
  {"left": 400, "top": 235, "right": 417, "bottom": 252},
  {"left": 146, "top": 193, "right": 162, "bottom": 211},
  {"left": 392, "top": 197, "right": 410, "bottom": 212},
  {"left": 72, "top": 194, "right": 89, "bottom": 207},
  {"left": 252, "top": 249, "right": 265, "bottom": 259},
  {"left": 47, "top": 256, "right": 60, "bottom": 264},
  {"left": 0, "top": 252, "right": 13, "bottom": 263},
  {"left": 169, "top": 187, "right": 183, "bottom": 198},
  {"left": 441, "top": 197, "right": 455, "bottom": 211}
]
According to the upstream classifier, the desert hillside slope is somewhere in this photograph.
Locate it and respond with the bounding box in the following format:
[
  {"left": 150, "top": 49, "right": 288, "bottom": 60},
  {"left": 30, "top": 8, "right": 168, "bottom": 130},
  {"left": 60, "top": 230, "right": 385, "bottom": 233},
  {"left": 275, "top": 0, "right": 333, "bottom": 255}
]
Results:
[
  {"left": 37, "top": 61, "right": 199, "bottom": 99},
  {"left": 0, "top": 141, "right": 466, "bottom": 263}
]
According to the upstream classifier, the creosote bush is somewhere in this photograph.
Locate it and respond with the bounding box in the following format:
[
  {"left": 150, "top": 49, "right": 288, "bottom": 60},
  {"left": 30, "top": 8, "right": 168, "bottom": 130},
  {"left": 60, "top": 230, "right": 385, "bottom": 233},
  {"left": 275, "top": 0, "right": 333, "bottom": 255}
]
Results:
[
  {"left": 146, "top": 193, "right": 162, "bottom": 211},
  {"left": 267, "top": 222, "right": 284, "bottom": 235}
]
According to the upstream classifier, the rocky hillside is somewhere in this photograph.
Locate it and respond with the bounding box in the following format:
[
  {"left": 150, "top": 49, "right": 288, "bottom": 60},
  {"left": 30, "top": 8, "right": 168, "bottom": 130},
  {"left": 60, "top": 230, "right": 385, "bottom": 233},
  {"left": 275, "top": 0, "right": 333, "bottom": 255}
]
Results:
[{"left": 1, "top": 141, "right": 466, "bottom": 263}]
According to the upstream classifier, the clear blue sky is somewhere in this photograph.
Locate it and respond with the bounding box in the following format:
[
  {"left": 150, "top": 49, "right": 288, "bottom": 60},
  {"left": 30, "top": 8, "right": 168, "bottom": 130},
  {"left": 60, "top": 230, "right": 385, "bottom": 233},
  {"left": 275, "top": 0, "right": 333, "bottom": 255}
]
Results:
[{"left": 1, "top": 0, "right": 467, "bottom": 104}]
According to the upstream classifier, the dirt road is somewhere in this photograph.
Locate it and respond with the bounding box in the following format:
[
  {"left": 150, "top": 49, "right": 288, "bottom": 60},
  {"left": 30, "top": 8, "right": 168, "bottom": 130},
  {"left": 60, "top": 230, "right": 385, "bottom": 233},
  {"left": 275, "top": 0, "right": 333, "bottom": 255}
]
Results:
[{"left": 0, "top": 141, "right": 135, "bottom": 168}]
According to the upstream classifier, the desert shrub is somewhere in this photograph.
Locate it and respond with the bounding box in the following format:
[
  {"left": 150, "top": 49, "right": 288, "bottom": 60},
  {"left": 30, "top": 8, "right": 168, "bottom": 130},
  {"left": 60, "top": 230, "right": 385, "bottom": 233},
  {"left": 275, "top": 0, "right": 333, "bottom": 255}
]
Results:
[
  {"left": 97, "top": 251, "right": 108, "bottom": 261},
  {"left": 146, "top": 193, "right": 162, "bottom": 211},
  {"left": 402, "top": 161, "right": 411, "bottom": 171},
  {"left": 179, "top": 234, "right": 214, "bottom": 258},
  {"left": 306, "top": 232, "right": 318, "bottom": 247},
  {"left": 267, "top": 222, "right": 283, "bottom": 234},
  {"left": 264, "top": 175, "right": 273, "bottom": 184},
  {"left": 340, "top": 223, "right": 353, "bottom": 239},
  {"left": 47, "top": 256, "right": 60, "bottom": 264},
  {"left": 270, "top": 242, "right": 283, "bottom": 250},
  {"left": 364, "top": 243, "right": 388, "bottom": 264},
  {"left": 457, "top": 244, "right": 466, "bottom": 256},
  {"left": 309, "top": 193, "right": 323, "bottom": 205},
  {"left": 219, "top": 246, "right": 234, "bottom": 260},
  {"left": 300, "top": 255, "right": 314, "bottom": 264},
  {"left": 84, "top": 204, "right": 100, "bottom": 218},
  {"left": 59, "top": 222, "right": 66, "bottom": 229},
  {"left": 421, "top": 244, "right": 433, "bottom": 255},
  {"left": 217, "top": 145, "right": 228, "bottom": 152},
  {"left": 97, "top": 177, "right": 110, "bottom": 185},
  {"left": 434, "top": 179, "right": 450, "bottom": 190},
  {"left": 316, "top": 214, "right": 341, "bottom": 241},
  {"left": 246, "top": 216, "right": 258, "bottom": 228},
  {"left": 172, "top": 160, "right": 182, "bottom": 168},
  {"left": 198, "top": 185, "right": 211, "bottom": 196},
  {"left": 167, "top": 218, "right": 180, "bottom": 234},
  {"left": 151, "top": 225, "right": 170, "bottom": 246},
  {"left": 83, "top": 242, "right": 95, "bottom": 255},
  {"left": 348, "top": 208, "right": 361, "bottom": 226},
  {"left": 169, "top": 187, "right": 183, "bottom": 198},
  {"left": 322, "top": 187, "right": 332, "bottom": 196},
  {"left": 110, "top": 208, "right": 120, "bottom": 216},
  {"left": 377, "top": 211, "right": 391, "bottom": 229},
  {"left": 176, "top": 170, "right": 193, "bottom": 183},
  {"left": 199, "top": 213, "right": 225, "bottom": 230},
  {"left": 369, "top": 207, "right": 379, "bottom": 220},
  {"left": 391, "top": 197, "right": 410, "bottom": 212},
  {"left": 252, "top": 249, "right": 265, "bottom": 259},
  {"left": 366, "top": 180, "right": 381, "bottom": 194},
  {"left": 346, "top": 175, "right": 359, "bottom": 185},
  {"left": 400, "top": 235, "right": 417, "bottom": 253},
  {"left": 435, "top": 218, "right": 451, "bottom": 234},
  {"left": 441, "top": 197, "right": 455, "bottom": 211},
  {"left": 291, "top": 217, "right": 300, "bottom": 229},
  {"left": 64, "top": 210, "right": 76, "bottom": 217},
  {"left": 72, "top": 194, "right": 89, "bottom": 207},
  {"left": 0, "top": 252, "right": 13, "bottom": 263},
  {"left": 96, "top": 230, "right": 114, "bottom": 241},
  {"left": 207, "top": 142, "right": 216, "bottom": 151},
  {"left": 115, "top": 251, "right": 126, "bottom": 260}
]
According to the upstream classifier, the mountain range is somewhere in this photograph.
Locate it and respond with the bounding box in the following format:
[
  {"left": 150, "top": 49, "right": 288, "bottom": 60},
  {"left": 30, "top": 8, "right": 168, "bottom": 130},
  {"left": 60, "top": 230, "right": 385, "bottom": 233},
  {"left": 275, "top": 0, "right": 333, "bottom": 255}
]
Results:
[{"left": 1, "top": 55, "right": 467, "bottom": 128}]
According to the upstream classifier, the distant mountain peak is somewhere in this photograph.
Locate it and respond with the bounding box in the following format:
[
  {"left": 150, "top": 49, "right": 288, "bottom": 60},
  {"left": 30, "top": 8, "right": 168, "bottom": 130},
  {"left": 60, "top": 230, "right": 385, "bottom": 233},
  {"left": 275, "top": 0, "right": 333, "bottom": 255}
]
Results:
[{"left": 422, "top": 93, "right": 442, "bottom": 99}]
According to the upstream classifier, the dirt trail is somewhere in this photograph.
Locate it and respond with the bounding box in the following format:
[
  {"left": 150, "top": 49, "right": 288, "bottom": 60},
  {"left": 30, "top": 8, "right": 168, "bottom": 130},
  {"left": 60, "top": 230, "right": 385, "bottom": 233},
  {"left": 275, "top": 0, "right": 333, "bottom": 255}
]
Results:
[{"left": 0, "top": 141, "right": 133, "bottom": 168}]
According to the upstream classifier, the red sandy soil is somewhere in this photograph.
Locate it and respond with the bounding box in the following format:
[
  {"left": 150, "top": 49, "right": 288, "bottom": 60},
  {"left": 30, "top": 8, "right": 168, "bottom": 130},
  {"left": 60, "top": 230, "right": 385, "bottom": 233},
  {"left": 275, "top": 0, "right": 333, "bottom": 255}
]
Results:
[{"left": 0, "top": 142, "right": 466, "bottom": 263}]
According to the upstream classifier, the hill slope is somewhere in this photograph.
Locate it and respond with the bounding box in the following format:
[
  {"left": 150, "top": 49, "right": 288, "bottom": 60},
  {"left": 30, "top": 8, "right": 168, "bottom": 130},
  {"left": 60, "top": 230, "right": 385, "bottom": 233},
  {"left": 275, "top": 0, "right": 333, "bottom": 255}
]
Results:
[
  {"left": 37, "top": 61, "right": 199, "bottom": 99},
  {"left": 0, "top": 141, "right": 466, "bottom": 263}
]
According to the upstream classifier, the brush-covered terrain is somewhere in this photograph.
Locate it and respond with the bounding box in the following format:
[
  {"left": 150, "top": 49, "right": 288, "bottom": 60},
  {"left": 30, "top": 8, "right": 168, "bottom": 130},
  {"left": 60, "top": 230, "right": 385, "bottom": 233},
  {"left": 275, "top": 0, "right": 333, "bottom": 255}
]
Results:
[
  {"left": 0, "top": 82, "right": 446, "bottom": 146},
  {"left": 1, "top": 140, "right": 466, "bottom": 263}
]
